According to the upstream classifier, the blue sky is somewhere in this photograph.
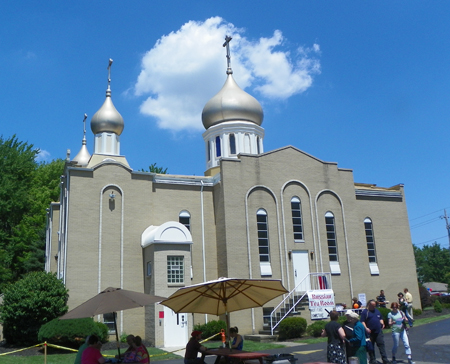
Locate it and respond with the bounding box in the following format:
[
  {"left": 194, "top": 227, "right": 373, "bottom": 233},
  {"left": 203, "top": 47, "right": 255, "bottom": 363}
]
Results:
[{"left": 1, "top": 2, "right": 449, "bottom": 249}]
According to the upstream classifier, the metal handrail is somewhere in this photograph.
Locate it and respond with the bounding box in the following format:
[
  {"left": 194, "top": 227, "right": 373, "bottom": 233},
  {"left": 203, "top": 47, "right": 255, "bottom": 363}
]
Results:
[{"left": 270, "top": 272, "right": 332, "bottom": 335}]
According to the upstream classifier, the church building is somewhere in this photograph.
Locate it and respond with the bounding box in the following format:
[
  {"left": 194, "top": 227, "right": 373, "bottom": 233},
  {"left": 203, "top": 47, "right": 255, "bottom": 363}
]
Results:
[{"left": 45, "top": 42, "right": 418, "bottom": 347}]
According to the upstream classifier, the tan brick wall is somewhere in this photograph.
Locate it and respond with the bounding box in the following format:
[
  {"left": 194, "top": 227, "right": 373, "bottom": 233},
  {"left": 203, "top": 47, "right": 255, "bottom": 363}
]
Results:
[{"left": 50, "top": 145, "right": 418, "bottom": 341}]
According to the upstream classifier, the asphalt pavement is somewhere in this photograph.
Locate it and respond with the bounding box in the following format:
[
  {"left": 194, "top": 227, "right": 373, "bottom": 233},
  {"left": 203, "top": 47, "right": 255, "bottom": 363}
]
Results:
[{"left": 155, "top": 318, "right": 450, "bottom": 364}]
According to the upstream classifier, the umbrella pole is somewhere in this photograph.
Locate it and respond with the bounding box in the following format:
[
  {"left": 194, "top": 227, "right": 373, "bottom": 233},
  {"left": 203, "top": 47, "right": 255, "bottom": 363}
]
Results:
[
  {"left": 225, "top": 311, "right": 232, "bottom": 352},
  {"left": 113, "top": 312, "right": 121, "bottom": 359}
]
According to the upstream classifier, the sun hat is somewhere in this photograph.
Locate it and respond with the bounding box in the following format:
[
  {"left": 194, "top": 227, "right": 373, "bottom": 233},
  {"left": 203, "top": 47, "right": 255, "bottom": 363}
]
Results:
[{"left": 345, "top": 309, "right": 359, "bottom": 319}]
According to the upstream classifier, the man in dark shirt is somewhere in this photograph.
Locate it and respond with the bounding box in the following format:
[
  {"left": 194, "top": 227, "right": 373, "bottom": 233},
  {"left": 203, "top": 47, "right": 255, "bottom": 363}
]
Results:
[
  {"left": 376, "top": 290, "right": 388, "bottom": 308},
  {"left": 184, "top": 330, "right": 206, "bottom": 364},
  {"left": 361, "top": 300, "right": 391, "bottom": 364}
]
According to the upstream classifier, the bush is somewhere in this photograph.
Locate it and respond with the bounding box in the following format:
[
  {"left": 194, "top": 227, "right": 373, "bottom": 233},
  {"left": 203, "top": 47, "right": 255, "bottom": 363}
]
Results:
[
  {"left": 95, "top": 321, "right": 110, "bottom": 342},
  {"left": 306, "top": 320, "right": 326, "bottom": 337},
  {"left": 412, "top": 308, "right": 422, "bottom": 316},
  {"left": 120, "top": 332, "right": 129, "bottom": 343},
  {"left": 378, "top": 307, "right": 390, "bottom": 327},
  {"left": 443, "top": 303, "right": 450, "bottom": 309},
  {"left": 193, "top": 320, "right": 227, "bottom": 340},
  {"left": 0, "top": 271, "right": 69, "bottom": 345},
  {"left": 419, "top": 286, "right": 432, "bottom": 307},
  {"left": 278, "top": 317, "right": 307, "bottom": 340},
  {"left": 430, "top": 295, "right": 440, "bottom": 305},
  {"left": 439, "top": 295, "right": 450, "bottom": 305},
  {"left": 38, "top": 318, "right": 109, "bottom": 347},
  {"left": 434, "top": 300, "right": 443, "bottom": 313}
]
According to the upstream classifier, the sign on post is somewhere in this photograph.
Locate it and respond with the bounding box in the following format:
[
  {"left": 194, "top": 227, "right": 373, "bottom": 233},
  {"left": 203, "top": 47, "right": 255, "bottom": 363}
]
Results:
[{"left": 307, "top": 289, "right": 335, "bottom": 320}]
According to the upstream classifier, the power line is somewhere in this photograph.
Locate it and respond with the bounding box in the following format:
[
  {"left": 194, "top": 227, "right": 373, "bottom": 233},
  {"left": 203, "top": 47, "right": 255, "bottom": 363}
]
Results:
[
  {"left": 414, "top": 235, "right": 448, "bottom": 246},
  {"left": 409, "top": 206, "right": 450, "bottom": 222},
  {"left": 410, "top": 216, "right": 441, "bottom": 229}
]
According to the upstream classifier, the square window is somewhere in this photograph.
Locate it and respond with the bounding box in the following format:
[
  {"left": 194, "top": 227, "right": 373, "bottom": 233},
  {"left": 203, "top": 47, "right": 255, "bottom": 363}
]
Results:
[{"left": 167, "top": 256, "right": 184, "bottom": 284}]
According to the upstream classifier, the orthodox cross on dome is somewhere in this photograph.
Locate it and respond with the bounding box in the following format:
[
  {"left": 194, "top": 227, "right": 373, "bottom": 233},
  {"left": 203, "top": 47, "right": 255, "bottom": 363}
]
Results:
[
  {"left": 107, "top": 58, "right": 113, "bottom": 90},
  {"left": 82, "top": 113, "right": 87, "bottom": 143},
  {"left": 223, "top": 35, "right": 233, "bottom": 75}
]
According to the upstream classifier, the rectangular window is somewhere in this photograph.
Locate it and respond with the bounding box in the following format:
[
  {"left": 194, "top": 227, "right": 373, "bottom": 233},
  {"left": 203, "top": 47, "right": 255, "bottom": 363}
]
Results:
[
  {"left": 215, "top": 136, "right": 221, "bottom": 157},
  {"left": 229, "top": 134, "right": 236, "bottom": 155},
  {"left": 103, "top": 312, "right": 116, "bottom": 333},
  {"left": 364, "top": 219, "right": 377, "bottom": 263},
  {"left": 146, "top": 261, "right": 152, "bottom": 277},
  {"left": 179, "top": 216, "right": 190, "bottom": 231},
  {"left": 257, "top": 213, "right": 270, "bottom": 262},
  {"left": 291, "top": 198, "right": 304, "bottom": 242},
  {"left": 325, "top": 214, "right": 338, "bottom": 262},
  {"left": 167, "top": 256, "right": 184, "bottom": 284}
]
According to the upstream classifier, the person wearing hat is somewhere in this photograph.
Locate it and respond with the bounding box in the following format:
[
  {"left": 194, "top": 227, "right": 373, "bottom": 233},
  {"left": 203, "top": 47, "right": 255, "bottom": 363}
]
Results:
[
  {"left": 184, "top": 330, "right": 206, "bottom": 364},
  {"left": 344, "top": 310, "right": 367, "bottom": 364}
]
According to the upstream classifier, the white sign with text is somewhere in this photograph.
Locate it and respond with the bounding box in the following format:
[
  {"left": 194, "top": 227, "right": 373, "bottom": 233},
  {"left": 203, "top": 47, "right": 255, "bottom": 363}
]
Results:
[{"left": 307, "top": 289, "right": 335, "bottom": 320}]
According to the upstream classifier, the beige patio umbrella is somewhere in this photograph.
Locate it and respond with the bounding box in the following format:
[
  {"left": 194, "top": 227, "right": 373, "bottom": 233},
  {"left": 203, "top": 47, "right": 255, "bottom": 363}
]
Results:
[
  {"left": 60, "top": 287, "right": 165, "bottom": 357},
  {"left": 160, "top": 277, "right": 288, "bottom": 346}
]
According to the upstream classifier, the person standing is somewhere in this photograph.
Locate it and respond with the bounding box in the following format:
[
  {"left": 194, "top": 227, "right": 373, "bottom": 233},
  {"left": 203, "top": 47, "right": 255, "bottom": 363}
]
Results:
[
  {"left": 404, "top": 288, "right": 414, "bottom": 320},
  {"left": 388, "top": 302, "right": 413, "bottom": 364},
  {"left": 376, "top": 290, "right": 389, "bottom": 308},
  {"left": 184, "top": 330, "right": 207, "bottom": 364},
  {"left": 344, "top": 310, "right": 367, "bottom": 364},
  {"left": 321, "top": 310, "right": 346, "bottom": 364},
  {"left": 361, "top": 299, "right": 391, "bottom": 364},
  {"left": 398, "top": 292, "right": 413, "bottom": 327}
]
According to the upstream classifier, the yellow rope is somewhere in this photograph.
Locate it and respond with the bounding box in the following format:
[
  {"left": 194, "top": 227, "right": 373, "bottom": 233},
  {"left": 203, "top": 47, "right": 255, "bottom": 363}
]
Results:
[
  {"left": 0, "top": 331, "right": 223, "bottom": 357},
  {"left": 0, "top": 343, "right": 42, "bottom": 356}
]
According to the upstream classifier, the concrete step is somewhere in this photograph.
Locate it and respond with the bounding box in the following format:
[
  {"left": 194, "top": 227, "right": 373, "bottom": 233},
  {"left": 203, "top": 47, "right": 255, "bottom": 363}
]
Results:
[{"left": 246, "top": 334, "right": 277, "bottom": 342}]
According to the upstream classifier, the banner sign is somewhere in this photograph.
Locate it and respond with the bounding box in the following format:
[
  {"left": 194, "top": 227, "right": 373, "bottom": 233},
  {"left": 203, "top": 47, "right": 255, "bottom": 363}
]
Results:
[{"left": 307, "top": 289, "right": 335, "bottom": 320}]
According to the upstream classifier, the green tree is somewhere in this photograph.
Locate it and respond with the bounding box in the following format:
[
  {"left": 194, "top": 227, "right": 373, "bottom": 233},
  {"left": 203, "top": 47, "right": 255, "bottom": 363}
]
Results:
[
  {"left": 0, "top": 135, "right": 38, "bottom": 287},
  {"left": 140, "top": 162, "right": 168, "bottom": 174},
  {"left": 0, "top": 135, "right": 64, "bottom": 290},
  {"left": 0, "top": 271, "right": 69, "bottom": 344},
  {"left": 414, "top": 243, "right": 450, "bottom": 283}
]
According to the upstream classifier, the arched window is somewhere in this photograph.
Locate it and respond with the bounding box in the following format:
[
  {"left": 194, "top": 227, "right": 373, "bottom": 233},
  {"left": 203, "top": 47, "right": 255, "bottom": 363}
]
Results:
[
  {"left": 257, "top": 136, "right": 260, "bottom": 154},
  {"left": 256, "top": 209, "right": 270, "bottom": 262},
  {"left": 291, "top": 197, "right": 304, "bottom": 242},
  {"left": 229, "top": 133, "right": 236, "bottom": 155},
  {"left": 215, "top": 136, "right": 221, "bottom": 157},
  {"left": 179, "top": 210, "right": 191, "bottom": 231},
  {"left": 364, "top": 218, "right": 377, "bottom": 263},
  {"left": 325, "top": 212, "right": 338, "bottom": 262}
]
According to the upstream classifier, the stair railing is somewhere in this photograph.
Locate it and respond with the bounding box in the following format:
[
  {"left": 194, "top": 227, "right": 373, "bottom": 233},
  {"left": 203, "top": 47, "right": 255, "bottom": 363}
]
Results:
[{"left": 270, "top": 272, "right": 332, "bottom": 335}]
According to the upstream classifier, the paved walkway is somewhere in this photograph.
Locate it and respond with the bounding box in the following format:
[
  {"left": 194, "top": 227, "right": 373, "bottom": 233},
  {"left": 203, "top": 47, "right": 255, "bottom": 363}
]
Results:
[{"left": 158, "top": 318, "right": 450, "bottom": 364}]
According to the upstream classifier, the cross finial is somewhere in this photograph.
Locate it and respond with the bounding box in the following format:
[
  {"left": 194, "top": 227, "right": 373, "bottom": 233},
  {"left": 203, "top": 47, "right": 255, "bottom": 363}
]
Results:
[
  {"left": 107, "top": 59, "right": 113, "bottom": 90},
  {"left": 82, "top": 113, "right": 88, "bottom": 144},
  {"left": 223, "top": 35, "right": 233, "bottom": 75}
]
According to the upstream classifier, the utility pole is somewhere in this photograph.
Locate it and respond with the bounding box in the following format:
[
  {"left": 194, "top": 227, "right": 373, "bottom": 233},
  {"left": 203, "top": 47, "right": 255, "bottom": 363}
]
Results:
[{"left": 441, "top": 209, "right": 450, "bottom": 250}]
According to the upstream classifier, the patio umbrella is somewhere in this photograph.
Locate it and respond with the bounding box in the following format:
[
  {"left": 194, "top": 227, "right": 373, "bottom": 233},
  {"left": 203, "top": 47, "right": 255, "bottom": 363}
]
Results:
[
  {"left": 159, "top": 277, "right": 287, "bottom": 345},
  {"left": 60, "top": 287, "right": 165, "bottom": 358}
]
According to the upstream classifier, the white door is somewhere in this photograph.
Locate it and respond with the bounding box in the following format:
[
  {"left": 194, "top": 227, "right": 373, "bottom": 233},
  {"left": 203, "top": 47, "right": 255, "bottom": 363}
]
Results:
[
  {"left": 164, "top": 306, "right": 188, "bottom": 347},
  {"left": 292, "top": 251, "right": 310, "bottom": 292}
]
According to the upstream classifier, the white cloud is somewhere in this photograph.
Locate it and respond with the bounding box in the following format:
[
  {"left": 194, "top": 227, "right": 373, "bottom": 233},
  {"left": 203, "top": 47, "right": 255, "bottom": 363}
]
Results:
[
  {"left": 35, "top": 149, "right": 51, "bottom": 162},
  {"left": 134, "top": 17, "right": 320, "bottom": 132}
]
